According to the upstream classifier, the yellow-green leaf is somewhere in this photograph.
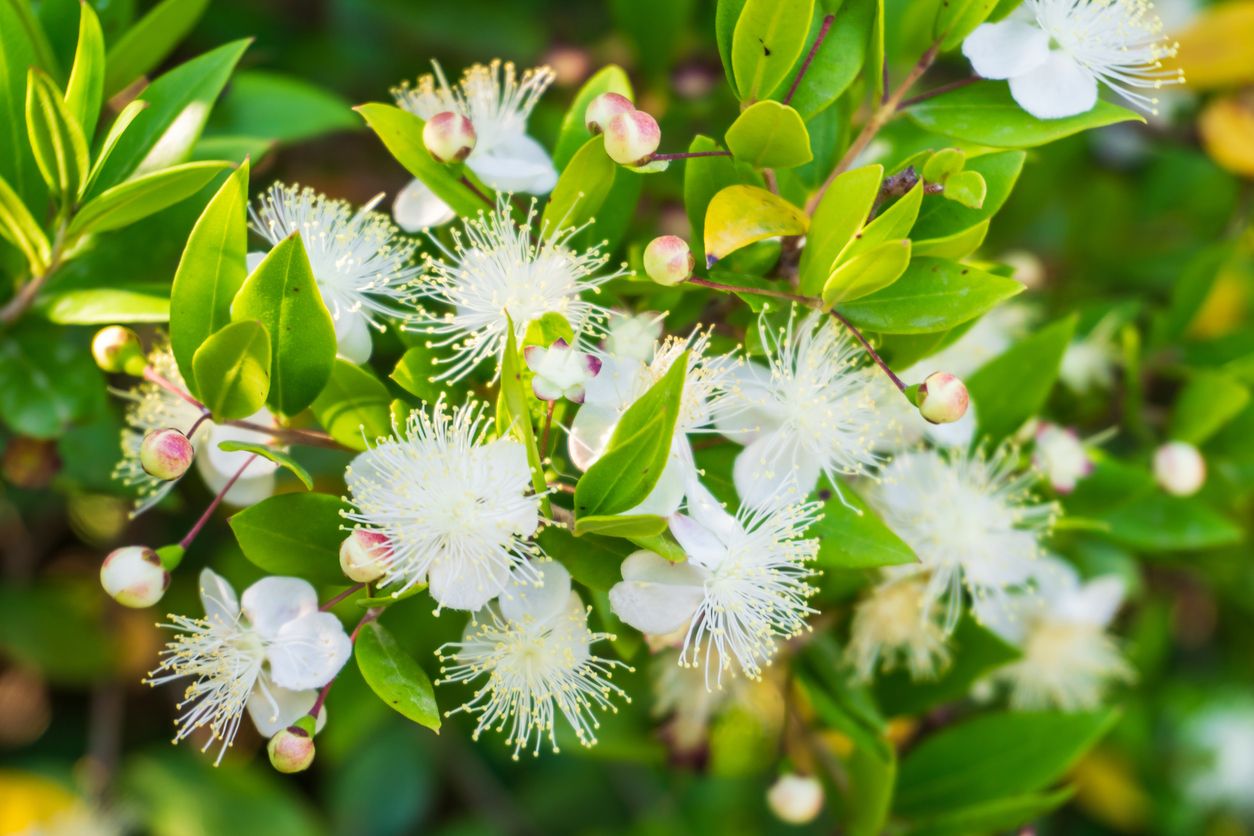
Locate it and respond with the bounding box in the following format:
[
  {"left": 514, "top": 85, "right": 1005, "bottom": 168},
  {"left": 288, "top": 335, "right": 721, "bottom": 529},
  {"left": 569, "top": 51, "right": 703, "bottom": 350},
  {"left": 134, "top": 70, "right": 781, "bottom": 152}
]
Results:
[
  {"left": 823, "top": 239, "right": 912, "bottom": 306},
  {"left": 725, "top": 100, "right": 813, "bottom": 169},
  {"left": 731, "top": 0, "right": 815, "bottom": 101},
  {"left": 704, "top": 184, "right": 808, "bottom": 265}
]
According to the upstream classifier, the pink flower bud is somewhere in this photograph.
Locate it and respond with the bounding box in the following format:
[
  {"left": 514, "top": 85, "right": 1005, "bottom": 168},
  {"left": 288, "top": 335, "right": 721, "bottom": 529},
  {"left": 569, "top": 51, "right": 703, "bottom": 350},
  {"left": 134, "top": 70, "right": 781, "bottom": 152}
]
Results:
[
  {"left": 140, "top": 428, "right": 194, "bottom": 481},
  {"left": 917, "top": 372, "right": 969, "bottom": 425},
  {"left": 91, "top": 325, "right": 144, "bottom": 374},
  {"left": 423, "top": 112, "right": 477, "bottom": 163},
  {"left": 585, "top": 92, "right": 635, "bottom": 135},
  {"left": 268, "top": 726, "right": 315, "bottom": 774},
  {"left": 1153, "top": 441, "right": 1206, "bottom": 497},
  {"left": 604, "top": 109, "right": 660, "bottom": 166},
  {"left": 339, "top": 529, "right": 392, "bottom": 583},
  {"left": 643, "top": 235, "right": 693, "bottom": 286},
  {"left": 767, "top": 773, "right": 824, "bottom": 825},
  {"left": 100, "top": 546, "right": 169, "bottom": 608}
]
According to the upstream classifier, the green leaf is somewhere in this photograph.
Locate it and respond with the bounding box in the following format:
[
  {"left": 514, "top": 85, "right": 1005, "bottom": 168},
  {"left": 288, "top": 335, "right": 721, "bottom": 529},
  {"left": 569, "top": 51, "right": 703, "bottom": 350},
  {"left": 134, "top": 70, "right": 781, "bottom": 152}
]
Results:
[
  {"left": 847, "top": 741, "right": 896, "bottom": 836},
  {"left": 731, "top": 0, "right": 815, "bottom": 102},
  {"left": 390, "top": 345, "right": 442, "bottom": 403},
  {"left": 542, "top": 135, "right": 616, "bottom": 234},
  {"left": 311, "top": 359, "right": 393, "bottom": 451},
  {"left": 912, "top": 219, "right": 989, "bottom": 260},
  {"left": 0, "top": 0, "right": 47, "bottom": 208},
  {"left": 207, "top": 70, "right": 357, "bottom": 144},
  {"left": 573, "top": 514, "right": 669, "bottom": 538},
  {"left": 1170, "top": 371, "right": 1250, "bottom": 445},
  {"left": 538, "top": 526, "right": 634, "bottom": 592},
  {"left": 553, "top": 64, "right": 633, "bottom": 169},
  {"left": 0, "top": 578, "right": 119, "bottom": 684},
  {"left": 39, "top": 283, "right": 170, "bottom": 324},
  {"left": 91, "top": 39, "right": 249, "bottom": 193},
  {"left": 217, "top": 440, "right": 313, "bottom": 490},
  {"left": 823, "top": 238, "right": 912, "bottom": 306},
  {"left": 716, "top": 0, "right": 749, "bottom": 97},
  {"left": 231, "top": 233, "right": 337, "bottom": 417},
  {"left": 1098, "top": 493, "right": 1243, "bottom": 552},
  {"left": 904, "top": 787, "right": 1074, "bottom": 836},
  {"left": 683, "top": 135, "right": 762, "bottom": 265},
  {"left": 922, "top": 148, "right": 965, "bottom": 182},
  {"left": 895, "top": 710, "right": 1118, "bottom": 816},
  {"left": 191, "top": 319, "right": 271, "bottom": 421},
  {"left": 81, "top": 99, "right": 147, "bottom": 195},
  {"left": 933, "top": 0, "right": 1001, "bottom": 50},
  {"left": 497, "top": 316, "right": 550, "bottom": 510},
  {"left": 355, "top": 621, "right": 441, "bottom": 732},
  {"left": 228, "top": 491, "right": 348, "bottom": 584},
  {"left": 967, "top": 314, "right": 1075, "bottom": 441},
  {"left": 942, "top": 170, "right": 986, "bottom": 209},
  {"left": 839, "top": 180, "right": 923, "bottom": 262},
  {"left": 169, "top": 161, "right": 249, "bottom": 394},
  {"left": 836, "top": 258, "right": 1024, "bottom": 335},
  {"left": 767, "top": 0, "right": 878, "bottom": 119},
  {"left": 813, "top": 483, "right": 917, "bottom": 569},
  {"left": 0, "top": 323, "right": 104, "bottom": 438},
  {"left": 704, "top": 184, "right": 808, "bottom": 265},
  {"left": 0, "top": 173, "right": 50, "bottom": 270},
  {"left": 913, "top": 151, "right": 1024, "bottom": 241},
  {"left": 103, "top": 0, "right": 211, "bottom": 98},
  {"left": 64, "top": 1, "right": 104, "bottom": 136},
  {"left": 523, "top": 312, "right": 576, "bottom": 347},
  {"left": 575, "top": 355, "right": 687, "bottom": 519},
  {"left": 725, "top": 100, "right": 813, "bottom": 168},
  {"left": 906, "top": 81, "right": 1141, "bottom": 148},
  {"left": 26, "top": 68, "right": 89, "bottom": 200},
  {"left": 68, "top": 160, "right": 230, "bottom": 238},
  {"left": 798, "top": 163, "right": 882, "bottom": 295},
  {"left": 355, "top": 102, "right": 485, "bottom": 220}
]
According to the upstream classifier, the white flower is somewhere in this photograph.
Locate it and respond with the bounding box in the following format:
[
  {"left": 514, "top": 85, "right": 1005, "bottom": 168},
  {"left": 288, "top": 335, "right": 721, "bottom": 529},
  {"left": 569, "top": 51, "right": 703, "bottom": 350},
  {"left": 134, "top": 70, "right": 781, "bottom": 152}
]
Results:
[
  {"left": 145, "top": 569, "right": 351, "bottom": 764},
  {"left": 864, "top": 446, "right": 1056, "bottom": 632},
  {"left": 604, "top": 311, "right": 665, "bottom": 363},
  {"left": 569, "top": 329, "right": 735, "bottom": 516},
  {"left": 409, "top": 199, "right": 619, "bottom": 382},
  {"left": 978, "top": 555, "right": 1131, "bottom": 711},
  {"left": 1180, "top": 698, "right": 1254, "bottom": 817},
  {"left": 1032, "top": 422, "right": 1093, "bottom": 493},
  {"left": 650, "top": 648, "right": 740, "bottom": 753},
  {"left": 846, "top": 575, "right": 951, "bottom": 681},
  {"left": 963, "top": 0, "right": 1183, "bottom": 120},
  {"left": 249, "top": 183, "right": 418, "bottom": 364},
  {"left": 392, "top": 60, "right": 557, "bottom": 230},
  {"left": 609, "top": 482, "right": 820, "bottom": 686},
  {"left": 714, "top": 310, "right": 882, "bottom": 509},
  {"left": 523, "top": 338, "right": 602, "bottom": 403},
  {"left": 436, "top": 561, "right": 628, "bottom": 758},
  {"left": 343, "top": 397, "right": 542, "bottom": 611},
  {"left": 1059, "top": 317, "right": 1120, "bottom": 394}
]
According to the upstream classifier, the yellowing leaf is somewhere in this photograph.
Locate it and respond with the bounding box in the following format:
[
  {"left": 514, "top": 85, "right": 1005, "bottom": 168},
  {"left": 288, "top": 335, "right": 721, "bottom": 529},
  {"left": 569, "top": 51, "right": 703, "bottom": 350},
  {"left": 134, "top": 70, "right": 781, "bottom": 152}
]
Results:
[
  {"left": 1173, "top": 1, "right": 1254, "bottom": 89},
  {"left": 1199, "top": 94, "right": 1254, "bottom": 177},
  {"left": 703, "top": 184, "right": 808, "bottom": 265}
]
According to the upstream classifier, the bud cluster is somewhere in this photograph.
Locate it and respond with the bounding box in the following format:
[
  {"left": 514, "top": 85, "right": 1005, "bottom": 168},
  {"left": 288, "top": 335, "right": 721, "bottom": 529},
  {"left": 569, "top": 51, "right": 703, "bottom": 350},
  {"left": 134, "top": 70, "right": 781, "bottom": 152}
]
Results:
[{"left": 585, "top": 92, "right": 660, "bottom": 166}]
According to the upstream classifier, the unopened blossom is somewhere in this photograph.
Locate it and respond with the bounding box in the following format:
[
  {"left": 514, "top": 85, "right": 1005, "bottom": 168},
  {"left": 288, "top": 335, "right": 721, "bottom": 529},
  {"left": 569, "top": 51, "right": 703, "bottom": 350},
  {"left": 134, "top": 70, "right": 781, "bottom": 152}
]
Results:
[
  {"left": 714, "top": 309, "right": 882, "bottom": 509},
  {"left": 864, "top": 446, "right": 1056, "bottom": 632},
  {"left": 609, "top": 482, "right": 820, "bottom": 686},
  {"left": 767, "top": 774, "right": 825, "bottom": 825},
  {"left": 643, "top": 235, "right": 693, "bottom": 286},
  {"left": 268, "top": 727, "right": 316, "bottom": 773},
  {"left": 146, "top": 570, "right": 351, "bottom": 764},
  {"left": 963, "top": 0, "right": 1183, "bottom": 120},
  {"left": 91, "top": 325, "right": 144, "bottom": 374},
  {"left": 139, "top": 428, "right": 194, "bottom": 481},
  {"left": 393, "top": 60, "right": 557, "bottom": 229},
  {"left": 584, "top": 91, "right": 635, "bottom": 134},
  {"left": 846, "top": 575, "right": 951, "bottom": 681},
  {"left": 423, "top": 111, "right": 476, "bottom": 163},
  {"left": 339, "top": 529, "right": 392, "bottom": 583},
  {"left": 1153, "top": 441, "right": 1206, "bottom": 496},
  {"left": 409, "top": 199, "right": 619, "bottom": 382},
  {"left": 978, "top": 556, "right": 1131, "bottom": 711},
  {"left": 916, "top": 372, "right": 969, "bottom": 424},
  {"left": 524, "top": 338, "right": 602, "bottom": 403},
  {"left": 100, "top": 546, "right": 170, "bottom": 609},
  {"left": 250, "top": 183, "right": 419, "bottom": 364},
  {"left": 437, "top": 561, "right": 628, "bottom": 758},
  {"left": 344, "top": 398, "right": 542, "bottom": 611},
  {"left": 1033, "top": 423, "right": 1093, "bottom": 493},
  {"left": 604, "top": 109, "right": 661, "bottom": 166}
]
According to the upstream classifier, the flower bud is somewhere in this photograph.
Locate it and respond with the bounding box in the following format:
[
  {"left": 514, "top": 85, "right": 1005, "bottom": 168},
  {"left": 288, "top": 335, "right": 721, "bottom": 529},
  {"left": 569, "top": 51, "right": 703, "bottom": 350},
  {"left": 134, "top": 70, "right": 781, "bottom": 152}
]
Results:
[
  {"left": 767, "top": 773, "right": 824, "bottom": 825},
  {"left": 916, "top": 372, "right": 969, "bottom": 425},
  {"left": 423, "top": 111, "right": 476, "bottom": 163},
  {"left": 339, "top": 529, "right": 392, "bottom": 583},
  {"left": 585, "top": 92, "right": 635, "bottom": 135},
  {"left": 643, "top": 235, "right": 693, "bottom": 287},
  {"left": 140, "top": 428, "right": 194, "bottom": 481},
  {"left": 91, "top": 325, "right": 145, "bottom": 375},
  {"left": 1153, "top": 441, "right": 1206, "bottom": 497},
  {"left": 100, "top": 546, "right": 169, "bottom": 608},
  {"left": 604, "top": 109, "right": 660, "bottom": 166},
  {"left": 268, "top": 726, "right": 315, "bottom": 774}
]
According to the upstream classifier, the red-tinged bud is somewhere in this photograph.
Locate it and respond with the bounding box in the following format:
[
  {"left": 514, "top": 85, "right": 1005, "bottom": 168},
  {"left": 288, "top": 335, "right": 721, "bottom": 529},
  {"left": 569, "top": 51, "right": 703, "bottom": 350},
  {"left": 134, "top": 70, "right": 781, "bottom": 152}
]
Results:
[
  {"left": 268, "top": 726, "right": 315, "bottom": 774},
  {"left": 339, "top": 529, "right": 392, "bottom": 583},
  {"left": 1153, "top": 441, "right": 1206, "bottom": 497},
  {"left": 643, "top": 235, "right": 693, "bottom": 287},
  {"left": 604, "top": 109, "right": 660, "bottom": 166},
  {"left": 916, "top": 372, "right": 969, "bottom": 425},
  {"left": 585, "top": 92, "right": 635, "bottom": 135},
  {"left": 100, "top": 546, "right": 169, "bottom": 608},
  {"left": 767, "top": 773, "right": 824, "bottom": 825},
  {"left": 140, "top": 428, "right": 194, "bottom": 481},
  {"left": 423, "top": 112, "right": 476, "bottom": 163},
  {"left": 91, "top": 325, "right": 145, "bottom": 375}
]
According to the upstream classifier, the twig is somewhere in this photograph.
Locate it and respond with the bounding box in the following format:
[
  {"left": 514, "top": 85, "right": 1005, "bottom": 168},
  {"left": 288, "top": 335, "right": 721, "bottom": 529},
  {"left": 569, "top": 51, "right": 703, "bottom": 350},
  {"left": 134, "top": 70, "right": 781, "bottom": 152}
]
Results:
[
  {"left": 320, "top": 582, "right": 367, "bottom": 611},
  {"left": 648, "top": 150, "right": 733, "bottom": 162},
  {"left": 459, "top": 175, "right": 495, "bottom": 207},
  {"left": 179, "top": 454, "right": 258, "bottom": 550},
  {"left": 898, "top": 75, "right": 979, "bottom": 109},
  {"left": 0, "top": 226, "right": 66, "bottom": 329},
  {"left": 782, "top": 14, "right": 836, "bottom": 106}
]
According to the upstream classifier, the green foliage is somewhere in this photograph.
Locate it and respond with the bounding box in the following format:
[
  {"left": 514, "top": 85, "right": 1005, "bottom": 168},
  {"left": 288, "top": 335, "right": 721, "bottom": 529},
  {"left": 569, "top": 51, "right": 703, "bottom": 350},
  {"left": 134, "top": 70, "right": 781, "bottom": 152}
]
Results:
[
  {"left": 730, "top": 0, "right": 815, "bottom": 102},
  {"left": 812, "top": 484, "right": 917, "bottom": 569},
  {"left": 542, "top": 135, "right": 617, "bottom": 233},
  {"left": 192, "top": 319, "right": 271, "bottom": 420},
  {"left": 799, "top": 163, "right": 882, "bottom": 294},
  {"left": 228, "top": 491, "right": 348, "bottom": 584},
  {"left": 217, "top": 440, "right": 313, "bottom": 490},
  {"left": 311, "top": 360, "right": 393, "bottom": 451},
  {"left": 102, "top": 0, "right": 211, "bottom": 98},
  {"left": 724, "top": 100, "right": 813, "bottom": 169},
  {"left": 836, "top": 257, "right": 1024, "bottom": 334},
  {"left": 354, "top": 621, "right": 441, "bottom": 732},
  {"left": 967, "top": 314, "right": 1075, "bottom": 441}
]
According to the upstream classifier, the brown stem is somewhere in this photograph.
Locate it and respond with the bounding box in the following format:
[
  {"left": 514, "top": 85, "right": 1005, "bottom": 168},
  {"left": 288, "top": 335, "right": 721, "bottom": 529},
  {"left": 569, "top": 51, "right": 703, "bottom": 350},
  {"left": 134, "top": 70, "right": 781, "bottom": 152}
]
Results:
[
  {"left": 898, "top": 75, "right": 979, "bottom": 109},
  {"left": 308, "top": 607, "right": 382, "bottom": 719},
  {"left": 320, "top": 582, "right": 367, "bottom": 612},
  {"left": 648, "top": 150, "right": 733, "bottom": 162},
  {"left": 224, "top": 419, "right": 350, "bottom": 451},
  {"left": 179, "top": 454, "right": 258, "bottom": 550},
  {"left": 782, "top": 14, "right": 836, "bottom": 106},
  {"left": 0, "top": 226, "right": 66, "bottom": 330},
  {"left": 459, "top": 175, "right": 495, "bottom": 208},
  {"left": 828, "top": 308, "right": 906, "bottom": 392}
]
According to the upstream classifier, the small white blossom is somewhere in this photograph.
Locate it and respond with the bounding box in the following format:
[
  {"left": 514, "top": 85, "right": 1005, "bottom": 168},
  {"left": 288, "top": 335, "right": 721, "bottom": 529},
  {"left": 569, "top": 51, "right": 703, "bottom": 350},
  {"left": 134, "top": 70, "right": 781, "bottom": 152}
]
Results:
[
  {"left": 604, "top": 311, "right": 665, "bottom": 362},
  {"left": 393, "top": 60, "right": 557, "bottom": 230},
  {"left": 767, "top": 774, "right": 825, "bottom": 825},
  {"left": 344, "top": 398, "right": 542, "bottom": 611},
  {"left": 715, "top": 309, "right": 882, "bottom": 509},
  {"left": 436, "top": 561, "right": 628, "bottom": 758},
  {"left": 650, "top": 648, "right": 741, "bottom": 754},
  {"left": 846, "top": 575, "right": 951, "bottom": 681},
  {"left": 1060, "top": 317, "right": 1120, "bottom": 394},
  {"left": 1179, "top": 698, "right": 1254, "bottom": 817},
  {"left": 1033, "top": 422, "right": 1093, "bottom": 493},
  {"left": 145, "top": 569, "right": 351, "bottom": 764},
  {"left": 523, "top": 339, "right": 602, "bottom": 403},
  {"left": 609, "top": 482, "right": 820, "bottom": 686},
  {"left": 409, "top": 199, "right": 619, "bottom": 382},
  {"left": 963, "top": 0, "right": 1183, "bottom": 120},
  {"left": 249, "top": 183, "right": 419, "bottom": 364},
  {"left": 1153, "top": 440, "right": 1206, "bottom": 496}
]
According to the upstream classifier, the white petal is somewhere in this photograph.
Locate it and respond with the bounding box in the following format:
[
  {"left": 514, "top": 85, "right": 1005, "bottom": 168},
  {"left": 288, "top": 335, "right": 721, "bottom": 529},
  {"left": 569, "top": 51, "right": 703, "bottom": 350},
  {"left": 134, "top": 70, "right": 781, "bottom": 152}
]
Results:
[
  {"left": 198, "top": 568, "right": 239, "bottom": 625},
  {"left": 568, "top": 403, "right": 620, "bottom": 471},
  {"left": 346, "top": 441, "right": 396, "bottom": 496},
  {"left": 582, "top": 356, "right": 646, "bottom": 411},
  {"left": 683, "top": 474, "right": 742, "bottom": 545},
  {"left": 469, "top": 133, "right": 558, "bottom": 195},
  {"left": 241, "top": 576, "right": 319, "bottom": 641},
  {"left": 247, "top": 679, "right": 322, "bottom": 737},
  {"left": 333, "top": 311, "right": 374, "bottom": 365},
  {"left": 1057, "top": 576, "right": 1126, "bottom": 627},
  {"left": 713, "top": 361, "right": 780, "bottom": 445},
  {"left": 246, "top": 251, "right": 266, "bottom": 273},
  {"left": 962, "top": 20, "right": 1051, "bottom": 80},
  {"left": 393, "top": 178, "right": 456, "bottom": 232},
  {"left": 624, "top": 452, "right": 687, "bottom": 517},
  {"left": 499, "top": 560, "right": 572, "bottom": 624},
  {"left": 733, "top": 431, "right": 821, "bottom": 509},
  {"left": 267, "top": 611, "right": 353, "bottom": 690},
  {"left": 669, "top": 513, "right": 727, "bottom": 570},
  {"left": 972, "top": 593, "right": 1029, "bottom": 645},
  {"left": 200, "top": 411, "right": 281, "bottom": 478},
  {"left": 1008, "top": 51, "right": 1099, "bottom": 120},
  {"left": 427, "top": 554, "right": 512, "bottom": 612},
  {"left": 609, "top": 550, "right": 707, "bottom": 635}
]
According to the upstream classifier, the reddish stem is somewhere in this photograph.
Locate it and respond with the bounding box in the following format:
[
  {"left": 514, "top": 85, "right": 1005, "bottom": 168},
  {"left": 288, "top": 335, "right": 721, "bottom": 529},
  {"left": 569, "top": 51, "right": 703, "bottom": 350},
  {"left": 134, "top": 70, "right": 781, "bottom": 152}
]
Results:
[
  {"left": 319, "top": 582, "right": 367, "bottom": 612},
  {"left": 178, "top": 454, "right": 258, "bottom": 550},
  {"left": 648, "top": 150, "right": 732, "bottom": 162},
  {"left": 898, "top": 76, "right": 979, "bottom": 109},
  {"left": 308, "top": 608, "right": 381, "bottom": 719},
  {"left": 459, "top": 176, "right": 495, "bottom": 207},
  {"left": 782, "top": 14, "right": 836, "bottom": 106},
  {"left": 144, "top": 366, "right": 205, "bottom": 411}
]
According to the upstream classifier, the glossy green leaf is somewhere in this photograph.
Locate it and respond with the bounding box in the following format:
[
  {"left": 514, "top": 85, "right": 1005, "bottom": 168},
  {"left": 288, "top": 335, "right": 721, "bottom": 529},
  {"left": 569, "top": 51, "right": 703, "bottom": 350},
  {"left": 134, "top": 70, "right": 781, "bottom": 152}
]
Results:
[
  {"left": 731, "top": 0, "right": 815, "bottom": 101},
  {"left": 967, "top": 315, "right": 1075, "bottom": 440},
  {"left": 390, "top": 346, "right": 442, "bottom": 404},
  {"left": 767, "top": 0, "right": 878, "bottom": 119},
  {"left": 846, "top": 741, "right": 896, "bottom": 836},
  {"left": 715, "top": 0, "right": 749, "bottom": 98},
  {"left": 553, "top": 64, "right": 633, "bottom": 168},
  {"left": 497, "top": 316, "right": 550, "bottom": 509},
  {"left": 704, "top": 184, "right": 807, "bottom": 265},
  {"left": 934, "top": 0, "right": 1000, "bottom": 50},
  {"left": 798, "top": 163, "right": 882, "bottom": 295},
  {"left": 942, "top": 170, "right": 987, "bottom": 209},
  {"left": 905, "top": 787, "right": 1074, "bottom": 836},
  {"left": 311, "top": 359, "right": 393, "bottom": 451},
  {"left": 922, "top": 148, "right": 965, "bottom": 182},
  {"left": 573, "top": 514, "right": 669, "bottom": 538},
  {"left": 207, "top": 70, "right": 357, "bottom": 144},
  {"left": 0, "top": 323, "right": 104, "bottom": 438},
  {"left": 913, "top": 150, "right": 1024, "bottom": 241},
  {"left": 542, "top": 135, "right": 616, "bottom": 234},
  {"left": 191, "top": 319, "right": 271, "bottom": 421},
  {"left": 913, "top": 219, "right": 989, "bottom": 260},
  {"left": 103, "top": 0, "right": 211, "bottom": 98},
  {"left": 26, "top": 68, "right": 89, "bottom": 199},
  {"left": 0, "top": 173, "right": 50, "bottom": 270},
  {"left": 838, "top": 180, "right": 923, "bottom": 262},
  {"left": 217, "top": 440, "right": 313, "bottom": 490},
  {"left": 1170, "top": 371, "right": 1250, "bottom": 445},
  {"left": 64, "top": 2, "right": 104, "bottom": 136},
  {"left": 1099, "top": 493, "right": 1242, "bottom": 552},
  {"left": 538, "top": 526, "right": 634, "bottom": 592},
  {"left": 228, "top": 491, "right": 347, "bottom": 584},
  {"left": 0, "top": 0, "right": 47, "bottom": 208},
  {"left": 836, "top": 257, "right": 1024, "bottom": 335},
  {"left": 169, "top": 161, "right": 249, "bottom": 394},
  {"left": 81, "top": 99, "right": 148, "bottom": 195},
  {"left": 231, "top": 233, "right": 337, "bottom": 417},
  {"left": 823, "top": 239, "right": 912, "bottom": 305},
  {"left": 725, "top": 100, "right": 813, "bottom": 168},
  {"left": 68, "top": 160, "right": 229, "bottom": 239},
  {"left": 813, "top": 483, "right": 917, "bottom": 569},
  {"left": 39, "top": 284, "right": 170, "bottom": 324},
  {"left": 355, "top": 621, "right": 441, "bottom": 732}
]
